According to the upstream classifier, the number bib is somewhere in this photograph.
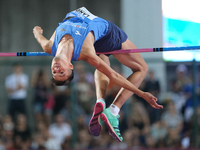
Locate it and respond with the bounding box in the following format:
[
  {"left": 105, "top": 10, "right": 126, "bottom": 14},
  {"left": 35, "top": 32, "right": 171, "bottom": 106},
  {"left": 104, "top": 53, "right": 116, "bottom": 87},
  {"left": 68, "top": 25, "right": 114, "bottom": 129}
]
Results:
[{"left": 66, "top": 7, "right": 98, "bottom": 23}]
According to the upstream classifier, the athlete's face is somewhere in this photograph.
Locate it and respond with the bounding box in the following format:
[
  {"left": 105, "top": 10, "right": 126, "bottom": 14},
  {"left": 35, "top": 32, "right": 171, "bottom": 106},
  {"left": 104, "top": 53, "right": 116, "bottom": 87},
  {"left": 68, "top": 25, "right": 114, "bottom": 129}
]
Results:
[{"left": 51, "top": 56, "right": 73, "bottom": 81}]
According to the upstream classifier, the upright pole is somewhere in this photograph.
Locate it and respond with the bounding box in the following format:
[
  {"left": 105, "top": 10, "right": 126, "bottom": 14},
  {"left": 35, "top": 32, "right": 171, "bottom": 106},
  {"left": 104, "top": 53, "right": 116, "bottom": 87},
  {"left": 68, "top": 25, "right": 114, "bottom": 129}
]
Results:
[{"left": 192, "top": 59, "right": 198, "bottom": 148}]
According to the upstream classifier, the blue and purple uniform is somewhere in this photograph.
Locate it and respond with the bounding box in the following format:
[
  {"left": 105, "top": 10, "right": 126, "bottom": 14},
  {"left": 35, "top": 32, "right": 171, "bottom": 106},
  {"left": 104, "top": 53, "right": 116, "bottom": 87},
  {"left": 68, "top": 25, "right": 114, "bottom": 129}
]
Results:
[{"left": 52, "top": 7, "right": 127, "bottom": 61}]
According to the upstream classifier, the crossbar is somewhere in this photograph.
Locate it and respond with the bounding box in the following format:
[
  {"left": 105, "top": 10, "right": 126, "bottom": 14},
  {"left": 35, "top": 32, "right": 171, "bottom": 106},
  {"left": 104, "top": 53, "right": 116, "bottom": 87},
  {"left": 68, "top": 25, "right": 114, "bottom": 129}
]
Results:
[{"left": 0, "top": 46, "right": 200, "bottom": 57}]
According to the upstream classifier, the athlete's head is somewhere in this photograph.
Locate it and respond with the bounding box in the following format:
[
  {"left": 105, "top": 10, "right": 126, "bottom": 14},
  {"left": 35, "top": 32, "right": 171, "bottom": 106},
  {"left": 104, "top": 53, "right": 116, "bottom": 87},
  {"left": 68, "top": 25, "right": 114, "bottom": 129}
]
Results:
[{"left": 51, "top": 56, "right": 74, "bottom": 86}]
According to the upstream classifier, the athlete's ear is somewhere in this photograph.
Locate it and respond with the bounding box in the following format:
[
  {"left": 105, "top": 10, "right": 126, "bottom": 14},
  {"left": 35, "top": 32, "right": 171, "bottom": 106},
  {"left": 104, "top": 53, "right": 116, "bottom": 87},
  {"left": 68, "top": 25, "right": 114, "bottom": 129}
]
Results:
[{"left": 69, "top": 62, "right": 74, "bottom": 70}]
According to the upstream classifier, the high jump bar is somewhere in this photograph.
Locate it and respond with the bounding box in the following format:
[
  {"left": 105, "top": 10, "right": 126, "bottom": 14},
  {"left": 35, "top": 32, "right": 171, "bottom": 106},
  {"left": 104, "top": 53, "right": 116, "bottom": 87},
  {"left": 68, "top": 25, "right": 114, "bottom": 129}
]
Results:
[{"left": 0, "top": 45, "right": 200, "bottom": 57}]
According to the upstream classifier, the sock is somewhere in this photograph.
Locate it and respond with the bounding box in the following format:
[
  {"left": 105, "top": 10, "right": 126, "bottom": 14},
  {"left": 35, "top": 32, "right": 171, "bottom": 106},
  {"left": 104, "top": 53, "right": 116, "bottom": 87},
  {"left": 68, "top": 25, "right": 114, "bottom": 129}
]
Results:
[
  {"left": 110, "top": 104, "right": 120, "bottom": 116},
  {"left": 97, "top": 98, "right": 106, "bottom": 108}
]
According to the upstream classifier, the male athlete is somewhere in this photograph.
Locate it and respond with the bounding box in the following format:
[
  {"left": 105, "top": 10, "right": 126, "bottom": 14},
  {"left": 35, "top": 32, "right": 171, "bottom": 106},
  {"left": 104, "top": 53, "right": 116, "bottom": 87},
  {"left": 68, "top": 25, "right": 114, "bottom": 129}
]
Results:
[{"left": 33, "top": 7, "right": 163, "bottom": 142}]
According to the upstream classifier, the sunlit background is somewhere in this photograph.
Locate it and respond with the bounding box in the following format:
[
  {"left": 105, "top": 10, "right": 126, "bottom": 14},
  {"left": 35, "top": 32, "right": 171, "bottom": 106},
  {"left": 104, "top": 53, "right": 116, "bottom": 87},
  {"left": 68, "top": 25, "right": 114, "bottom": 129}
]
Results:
[{"left": 162, "top": 0, "right": 200, "bottom": 61}]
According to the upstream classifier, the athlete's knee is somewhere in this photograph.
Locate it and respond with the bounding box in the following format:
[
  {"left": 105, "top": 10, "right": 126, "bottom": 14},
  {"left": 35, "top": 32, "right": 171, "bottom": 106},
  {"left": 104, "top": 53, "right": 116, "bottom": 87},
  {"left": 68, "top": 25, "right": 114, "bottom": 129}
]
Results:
[
  {"left": 94, "top": 69, "right": 110, "bottom": 85},
  {"left": 143, "top": 62, "right": 149, "bottom": 75},
  {"left": 137, "top": 65, "right": 148, "bottom": 80},
  {"left": 131, "top": 62, "right": 148, "bottom": 78}
]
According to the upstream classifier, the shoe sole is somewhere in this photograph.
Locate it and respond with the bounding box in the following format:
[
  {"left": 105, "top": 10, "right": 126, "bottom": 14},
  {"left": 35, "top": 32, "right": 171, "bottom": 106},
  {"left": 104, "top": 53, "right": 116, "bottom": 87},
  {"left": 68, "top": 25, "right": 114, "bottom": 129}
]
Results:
[
  {"left": 100, "top": 113, "right": 122, "bottom": 142},
  {"left": 89, "top": 102, "right": 104, "bottom": 136}
]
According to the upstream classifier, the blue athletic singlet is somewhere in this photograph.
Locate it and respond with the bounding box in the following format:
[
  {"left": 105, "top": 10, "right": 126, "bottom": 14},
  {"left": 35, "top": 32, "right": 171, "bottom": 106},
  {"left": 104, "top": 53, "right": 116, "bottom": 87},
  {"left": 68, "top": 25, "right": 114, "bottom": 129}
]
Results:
[
  {"left": 52, "top": 7, "right": 128, "bottom": 61},
  {"left": 52, "top": 7, "right": 108, "bottom": 61}
]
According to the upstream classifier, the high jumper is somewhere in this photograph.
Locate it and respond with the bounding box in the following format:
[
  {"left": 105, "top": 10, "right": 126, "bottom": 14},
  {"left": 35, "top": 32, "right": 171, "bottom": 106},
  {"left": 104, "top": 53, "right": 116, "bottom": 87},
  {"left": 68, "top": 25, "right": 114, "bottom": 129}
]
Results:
[{"left": 30, "top": 7, "right": 163, "bottom": 142}]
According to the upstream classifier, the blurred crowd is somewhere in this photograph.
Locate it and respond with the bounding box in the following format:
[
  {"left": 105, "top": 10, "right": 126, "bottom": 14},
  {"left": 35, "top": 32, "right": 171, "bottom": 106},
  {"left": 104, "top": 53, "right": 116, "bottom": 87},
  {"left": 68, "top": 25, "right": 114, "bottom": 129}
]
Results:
[{"left": 0, "top": 62, "right": 200, "bottom": 150}]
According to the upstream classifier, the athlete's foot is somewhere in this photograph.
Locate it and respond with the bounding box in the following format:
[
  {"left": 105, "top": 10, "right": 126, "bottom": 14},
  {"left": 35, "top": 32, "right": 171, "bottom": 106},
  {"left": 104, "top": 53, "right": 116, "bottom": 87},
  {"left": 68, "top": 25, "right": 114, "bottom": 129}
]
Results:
[
  {"left": 100, "top": 107, "right": 123, "bottom": 142},
  {"left": 89, "top": 100, "right": 105, "bottom": 136}
]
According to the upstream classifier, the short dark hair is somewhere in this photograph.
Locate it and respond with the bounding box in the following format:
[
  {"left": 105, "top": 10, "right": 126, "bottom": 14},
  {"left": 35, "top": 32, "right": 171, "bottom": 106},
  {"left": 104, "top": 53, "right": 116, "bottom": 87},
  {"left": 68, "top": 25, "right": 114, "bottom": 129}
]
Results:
[{"left": 51, "top": 70, "right": 74, "bottom": 86}]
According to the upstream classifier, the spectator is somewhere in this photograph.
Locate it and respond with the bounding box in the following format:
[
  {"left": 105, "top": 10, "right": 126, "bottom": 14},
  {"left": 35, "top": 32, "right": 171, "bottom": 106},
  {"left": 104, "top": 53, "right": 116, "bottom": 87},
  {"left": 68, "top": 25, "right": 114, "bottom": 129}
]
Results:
[
  {"left": 74, "top": 62, "right": 95, "bottom": 114},
  {"left": 161, "top": 101, "right": 183, "bottom": 148},
  {"left": 145, "top": 70, "right": 161, "bottom": 98},
  {"left": 76, "top": 115, "right": 90, "bottom": 131},
  {"left": 94, "top": 132, "right": 111, "bottom": 149},
  {"left": 168, "top": 64, "right": 190, "bottom": 117},
  {"left": 32, "top": 117, "right": 62, "bottom": 150},
  {"left": 52, "top": 86, "right": 70, "bottom": 115},
  {"left": 43, "top": 128, "right": 61, "bottom": 150},
  {"left": 2, "top": 116, "right": 14, "bottom": 150},
  {"left": 173, "top": 64, "right": 191, "bottom": 93},
  {"left": 3, "top": 115, "right": 14, "bottom": 134},
  {"left": 49, "top": 114, "right": 72, "bottom": 145},
  {"left": 13, "top": 114, "right": 31, "bottom": 142},
  {"left": 184, "top": 105, "right": 200, "bottom": 148},
  {"left": 74, "top": 62, "right": 94, "bottom": 86},
  {"left": 75, "top": 128, "right": 92, "bottom": 149},
  {"left": 144, "top": 134, "right": 156, "bottom": 148},
  {"left": 165, "top": 128, "right": 182, "bottom": 148},
  {"left": 0, "top": 139, "right": 5, "bottom": 150},
  {"left": 5, "top": 63, "right": 29, "bottom": 121},
  {"left": 61, "top": 136, "right": 71, "bottom": 150},
  {"left": 182, "top": 77, "right": 200, "bottom": 124},
  {"left": 118, "top": 110, "right": 128, "bottom": 135},
  {"left": 2, "top": 114, "right": 14, "bottom": 149},
  {"left": 60, "top": 100, "right": 85, "bottom": 124},
  {"left": 30, "top": 68, "right": 51, "bottom": 124},
  {"left": 109, "top": 140, "right": 127, "bottom": 149},
  {"left": 13, "top": 135, "right": 32, "bottom": 150},
  {"left": 181, "top": 131, "right": 191, "bottom": 149},
  {"left": 121, "top": 129, "right": 134, "bottom": 149},
  {"left": 31, "top": 133, "right": 46, "bottom": 150},
  {"left": 127, "top": 102, "right": 150, "bottom": 146},
  {"left": 43, "top": 94, "right": 55, "bottom": 126},
  {"left": 150, "top": 120, "right": 167, "bottom": 146},
  {"left": 182, "top": 83, "right": 195, "bottom": 123},
  {"left": 161, "top": 101, "right": 183, "bottom": 131},
  {"left": 74, "top": 67, "right": 95, "bottom": 115},
  {"left": 35, "top": 121, "right": 48, "bottom": 135}
]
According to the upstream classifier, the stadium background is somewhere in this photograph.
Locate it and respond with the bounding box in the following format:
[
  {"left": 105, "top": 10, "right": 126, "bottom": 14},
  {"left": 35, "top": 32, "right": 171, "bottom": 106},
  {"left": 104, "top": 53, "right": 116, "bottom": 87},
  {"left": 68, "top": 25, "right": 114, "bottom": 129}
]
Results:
[{"left": 0, "top": 0, "right": 199, "bottom": 149}]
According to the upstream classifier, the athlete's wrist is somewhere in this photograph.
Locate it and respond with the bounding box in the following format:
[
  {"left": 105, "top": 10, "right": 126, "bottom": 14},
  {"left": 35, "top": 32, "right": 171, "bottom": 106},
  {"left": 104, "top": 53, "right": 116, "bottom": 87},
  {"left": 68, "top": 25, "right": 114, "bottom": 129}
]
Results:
[
  {"left": 137, "top": 91, "right": 145, "bottom": 98},
  {"left": 35, "top": 33, "right": 42, "bottom": 40}
]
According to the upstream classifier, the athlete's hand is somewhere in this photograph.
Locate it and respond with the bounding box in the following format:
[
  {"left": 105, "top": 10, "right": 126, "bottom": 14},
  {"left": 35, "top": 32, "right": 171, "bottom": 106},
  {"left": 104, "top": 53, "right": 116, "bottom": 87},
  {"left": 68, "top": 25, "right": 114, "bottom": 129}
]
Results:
[
  {"left": 33, "top": 26, "right": 43, "bottom": 39},
  {"left": 141, "top": 92, "right": 163, "bottom": 109}
]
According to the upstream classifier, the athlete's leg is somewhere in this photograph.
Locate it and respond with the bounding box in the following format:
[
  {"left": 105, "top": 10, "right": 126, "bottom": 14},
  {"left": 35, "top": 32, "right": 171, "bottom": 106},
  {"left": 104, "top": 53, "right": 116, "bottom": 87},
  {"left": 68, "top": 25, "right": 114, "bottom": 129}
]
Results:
[
  {"left": 112, "top": 39, "right": 148, "bottom": 108},
  {"left": 89, "top": 54, "right": 110, "bottom": 136},
  {"left": 100, "top": 39, "right": 148, "bottom": 142},
  {"left": 94, "top": 54, "right": 110, "bottom": 99}
]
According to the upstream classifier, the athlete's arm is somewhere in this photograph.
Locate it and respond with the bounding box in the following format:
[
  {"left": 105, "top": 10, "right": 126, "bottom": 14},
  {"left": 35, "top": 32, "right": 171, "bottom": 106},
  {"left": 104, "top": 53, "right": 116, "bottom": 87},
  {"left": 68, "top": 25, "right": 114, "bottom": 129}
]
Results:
[
  {"left": 33, "top": 26, "right": 55, "bottom": 54},
  {"left": 85, "top": 52, "right": 142, "bottom": 95},
  {"left": 83, "top": 50, "right": 163, "bottom": 109}
]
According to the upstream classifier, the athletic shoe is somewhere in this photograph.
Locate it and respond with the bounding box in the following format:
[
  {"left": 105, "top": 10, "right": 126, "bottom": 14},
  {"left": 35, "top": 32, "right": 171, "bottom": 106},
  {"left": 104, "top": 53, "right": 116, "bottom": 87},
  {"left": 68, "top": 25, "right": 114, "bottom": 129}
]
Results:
[
  {"left": 100, "top": 107, "right": 123, "bottom": 142},
  {"left": 89, "top": 100, "right": 105, "bottom": 136}
]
